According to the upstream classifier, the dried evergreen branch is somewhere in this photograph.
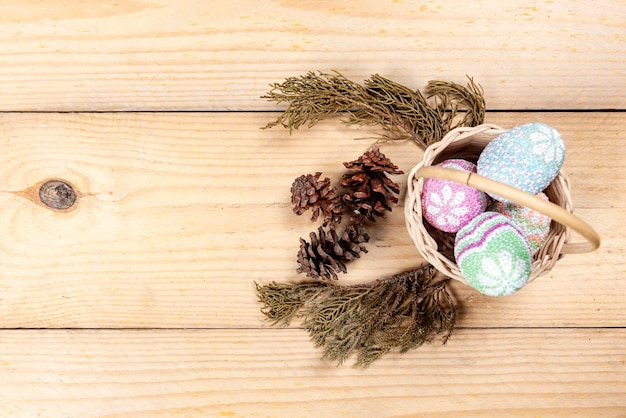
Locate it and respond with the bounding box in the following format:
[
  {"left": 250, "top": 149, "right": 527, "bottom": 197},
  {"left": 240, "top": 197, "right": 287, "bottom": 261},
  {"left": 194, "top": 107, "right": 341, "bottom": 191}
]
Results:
[
  {"left": 255, "top": 265, "right": 457, "bottom": 367},
  {"left": 426, "top": 76, "right": 485, "bottom": 131},
  {"left": 255, "top": 280, "right": 329, "bottom": 326},
  {"left": 262, "top": 71, "right": 485, "bottom": 148},
  {"left": 262, "top": 71, "right": 363, "bottom": 130},
  {"left": 352, "top": 74, "right": 444, "bottom": 146}
]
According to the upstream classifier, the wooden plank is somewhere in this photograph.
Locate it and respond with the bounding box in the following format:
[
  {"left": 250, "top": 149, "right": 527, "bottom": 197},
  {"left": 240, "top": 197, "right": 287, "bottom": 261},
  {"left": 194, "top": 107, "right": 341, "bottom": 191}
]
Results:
[
  {"left": 0, "top": 0, "right": 623, "bottom": 111},
  {"left": 0, "top": 112, "right": 623, "bottom": 328},
  {"left": 0, "top": 328, "right": 624, "bottom": 417}
]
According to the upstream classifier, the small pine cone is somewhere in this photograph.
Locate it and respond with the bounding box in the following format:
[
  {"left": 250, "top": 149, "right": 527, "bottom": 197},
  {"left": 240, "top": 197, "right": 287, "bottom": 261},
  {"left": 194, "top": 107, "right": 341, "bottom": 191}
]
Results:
[
  {"left": 341, "top": 147, "right": 404, "bottom": 222},
  {"left": 297, "top": 224, "right": 370, "bottom": 280},
  {"left": 343, "top": 146, "right": 404, "bottom": 176},
  {"left": 291, "top": 172, "right": 344, "bottom": 225},
  {"left": 334, "top": 224, "right": 370, "bottom": 261}
]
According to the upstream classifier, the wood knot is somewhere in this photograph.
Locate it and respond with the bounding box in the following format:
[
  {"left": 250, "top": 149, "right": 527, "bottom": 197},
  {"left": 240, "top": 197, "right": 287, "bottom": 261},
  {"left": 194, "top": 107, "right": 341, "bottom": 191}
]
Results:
[{"left": 38, "top": 180, "right": 77, "bottom": 210}]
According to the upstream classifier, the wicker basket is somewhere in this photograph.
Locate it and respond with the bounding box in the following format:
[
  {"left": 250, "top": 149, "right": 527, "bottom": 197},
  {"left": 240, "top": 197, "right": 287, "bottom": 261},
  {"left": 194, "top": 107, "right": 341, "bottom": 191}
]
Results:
[{"left": 405, "top": 124, "right": 601, "bottom": 286}]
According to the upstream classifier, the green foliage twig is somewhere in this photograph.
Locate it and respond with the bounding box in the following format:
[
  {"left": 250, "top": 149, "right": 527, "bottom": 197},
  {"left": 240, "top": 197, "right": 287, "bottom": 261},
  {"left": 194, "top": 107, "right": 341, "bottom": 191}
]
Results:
[
  {"left": 426, "top": 77, "right": 485, "bottom": 132},
  {"left": 261, "top": 71, "right": 485, "bottom": 149},
  {"left": 256, "top": 265, "right": 456, "bottom": 367}
]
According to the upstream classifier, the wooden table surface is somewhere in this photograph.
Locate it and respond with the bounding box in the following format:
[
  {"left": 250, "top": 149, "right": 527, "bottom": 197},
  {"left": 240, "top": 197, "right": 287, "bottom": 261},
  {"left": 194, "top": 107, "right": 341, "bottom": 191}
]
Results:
[{"left": 0, "top": 1, "right": 624, "bottom": 417}]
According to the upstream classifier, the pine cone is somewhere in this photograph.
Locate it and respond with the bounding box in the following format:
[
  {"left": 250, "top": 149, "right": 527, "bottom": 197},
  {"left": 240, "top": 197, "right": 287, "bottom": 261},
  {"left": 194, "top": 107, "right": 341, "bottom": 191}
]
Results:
[
  {"left": 340, "top": 147, "right": 404, "bottom": 223},
  {"left": 291, "top": 172, "right": 344, "bottom": 225},
  {"left": 297, "top": 224, "right": 370, "bottom": 280}
]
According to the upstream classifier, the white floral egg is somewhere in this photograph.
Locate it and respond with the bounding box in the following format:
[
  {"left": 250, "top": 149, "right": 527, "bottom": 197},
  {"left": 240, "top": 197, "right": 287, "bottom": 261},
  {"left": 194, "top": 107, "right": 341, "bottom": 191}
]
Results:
[
  {"left": 489, "top": 192, "right": 552, "bottom": 254},
  {"left": 477, "top": 123, "right": 565, "bottom": 202},
  {"left": 421, "top": 159, "right": 488, "bottom": 233},
  {"left": 454, "top": 212, "right": 532, "bottom": 297}
]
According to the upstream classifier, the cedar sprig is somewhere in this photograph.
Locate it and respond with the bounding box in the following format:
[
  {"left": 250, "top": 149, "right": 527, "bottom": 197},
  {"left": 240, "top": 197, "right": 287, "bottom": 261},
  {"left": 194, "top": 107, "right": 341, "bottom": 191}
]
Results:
[
  {"left": 262, "top": 71, "right": 485, "bottom": 148},
  {"left": 426, "top": 77, "right": 485, "bottom": 132},
  {"left": 256, "top": 265, "right": 457, "bottom": 367}
]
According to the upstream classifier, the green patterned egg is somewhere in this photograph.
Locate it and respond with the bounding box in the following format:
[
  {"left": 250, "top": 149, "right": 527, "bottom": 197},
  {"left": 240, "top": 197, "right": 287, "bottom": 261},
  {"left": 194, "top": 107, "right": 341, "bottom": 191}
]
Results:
[{"left": 454, "top": 212, "right": 532, "bottom": 296}]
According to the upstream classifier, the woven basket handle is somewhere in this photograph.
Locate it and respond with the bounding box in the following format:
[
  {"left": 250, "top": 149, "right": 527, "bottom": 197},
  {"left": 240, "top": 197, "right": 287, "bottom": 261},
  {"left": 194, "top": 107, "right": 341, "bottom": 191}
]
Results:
[{"left": 416, "top": 166, "right": 601, "bottom": 254}]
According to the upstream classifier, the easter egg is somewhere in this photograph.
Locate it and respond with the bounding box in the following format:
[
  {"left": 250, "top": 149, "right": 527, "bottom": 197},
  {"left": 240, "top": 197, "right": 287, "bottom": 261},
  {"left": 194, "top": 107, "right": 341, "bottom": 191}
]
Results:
[
  {"left": 477, "top": 123, "right": 565, "bottom": 202},
  {"left": 421, "top": 159, "right": 488, "bottom": 233},
  {"left": 489, "top": 192, "right": 551, "bottom": 254},
  {"left": 454, "top": 212, "right": 532, "bottom": 297}
]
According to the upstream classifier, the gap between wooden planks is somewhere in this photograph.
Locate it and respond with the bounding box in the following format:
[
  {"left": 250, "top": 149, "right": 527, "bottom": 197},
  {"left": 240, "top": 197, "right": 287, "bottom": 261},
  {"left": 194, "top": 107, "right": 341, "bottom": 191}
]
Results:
[
  {"left": 0, "top": 112, "right": 623, "bottom": 329},
  {"left": 0, "top": 328, "right": 624, "bottom": 417}
]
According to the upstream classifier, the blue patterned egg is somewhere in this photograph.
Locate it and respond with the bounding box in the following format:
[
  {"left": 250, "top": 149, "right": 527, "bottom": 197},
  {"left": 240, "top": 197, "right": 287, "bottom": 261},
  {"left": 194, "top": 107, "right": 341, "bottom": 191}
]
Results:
[{"left": 477, "top": 123, "right": 565, "bottom": 202}]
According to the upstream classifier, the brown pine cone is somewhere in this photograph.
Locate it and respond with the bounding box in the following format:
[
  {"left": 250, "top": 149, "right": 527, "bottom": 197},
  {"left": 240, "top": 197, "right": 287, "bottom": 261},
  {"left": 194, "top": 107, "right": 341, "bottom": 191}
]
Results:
[
  {"left": 343, "top": 146, "right": 404, "bottom": 175},
  {"left": 297, "top": 224, "right": 370, "bottom": 280},
  {"left": 340, "top": 147, "right": 404, "bottom": 223},
  {"left": 291, "top": 172, "right": 344, "bottom": 225}
]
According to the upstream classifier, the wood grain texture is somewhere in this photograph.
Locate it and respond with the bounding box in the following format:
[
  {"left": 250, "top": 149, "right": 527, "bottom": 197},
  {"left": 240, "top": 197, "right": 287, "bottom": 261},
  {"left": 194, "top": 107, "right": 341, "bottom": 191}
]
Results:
[
  {"left": 0, "top": 329, "right": 624, "bottom": 417},
  {"left": 0, "top": 112, "right": 622, "bottom": 328},
  {"left": 0, "top": 1, "right": 624, "bottom": 415},
  {"left": 0, "top": 0, "right": 623, "bottom": 111}
]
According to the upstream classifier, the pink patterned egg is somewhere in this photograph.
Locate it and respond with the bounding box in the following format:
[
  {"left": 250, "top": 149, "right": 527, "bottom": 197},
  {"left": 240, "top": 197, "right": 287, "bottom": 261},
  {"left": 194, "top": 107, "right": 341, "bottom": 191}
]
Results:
[
  {"left": 489, "top": 192, "right": 552, "bottom": 254},
  {"left": 421, "top": 159, "right": 489, "bottom": 233}
]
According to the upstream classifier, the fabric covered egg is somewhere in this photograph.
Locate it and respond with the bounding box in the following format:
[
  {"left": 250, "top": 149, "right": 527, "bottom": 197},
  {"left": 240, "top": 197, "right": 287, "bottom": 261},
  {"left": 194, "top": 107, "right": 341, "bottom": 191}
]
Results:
[
  {"left": 489, "top": 192, "right": 551, "bottom": 254},
  {"left": 421, "top": 159, "right": 488, "bottom": 233},
  {"left": 477, "top": 123, "right": 565, "bottom": 202},
  {"left": 454, "top": 212, "right": 532, "bottom": 297}
]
